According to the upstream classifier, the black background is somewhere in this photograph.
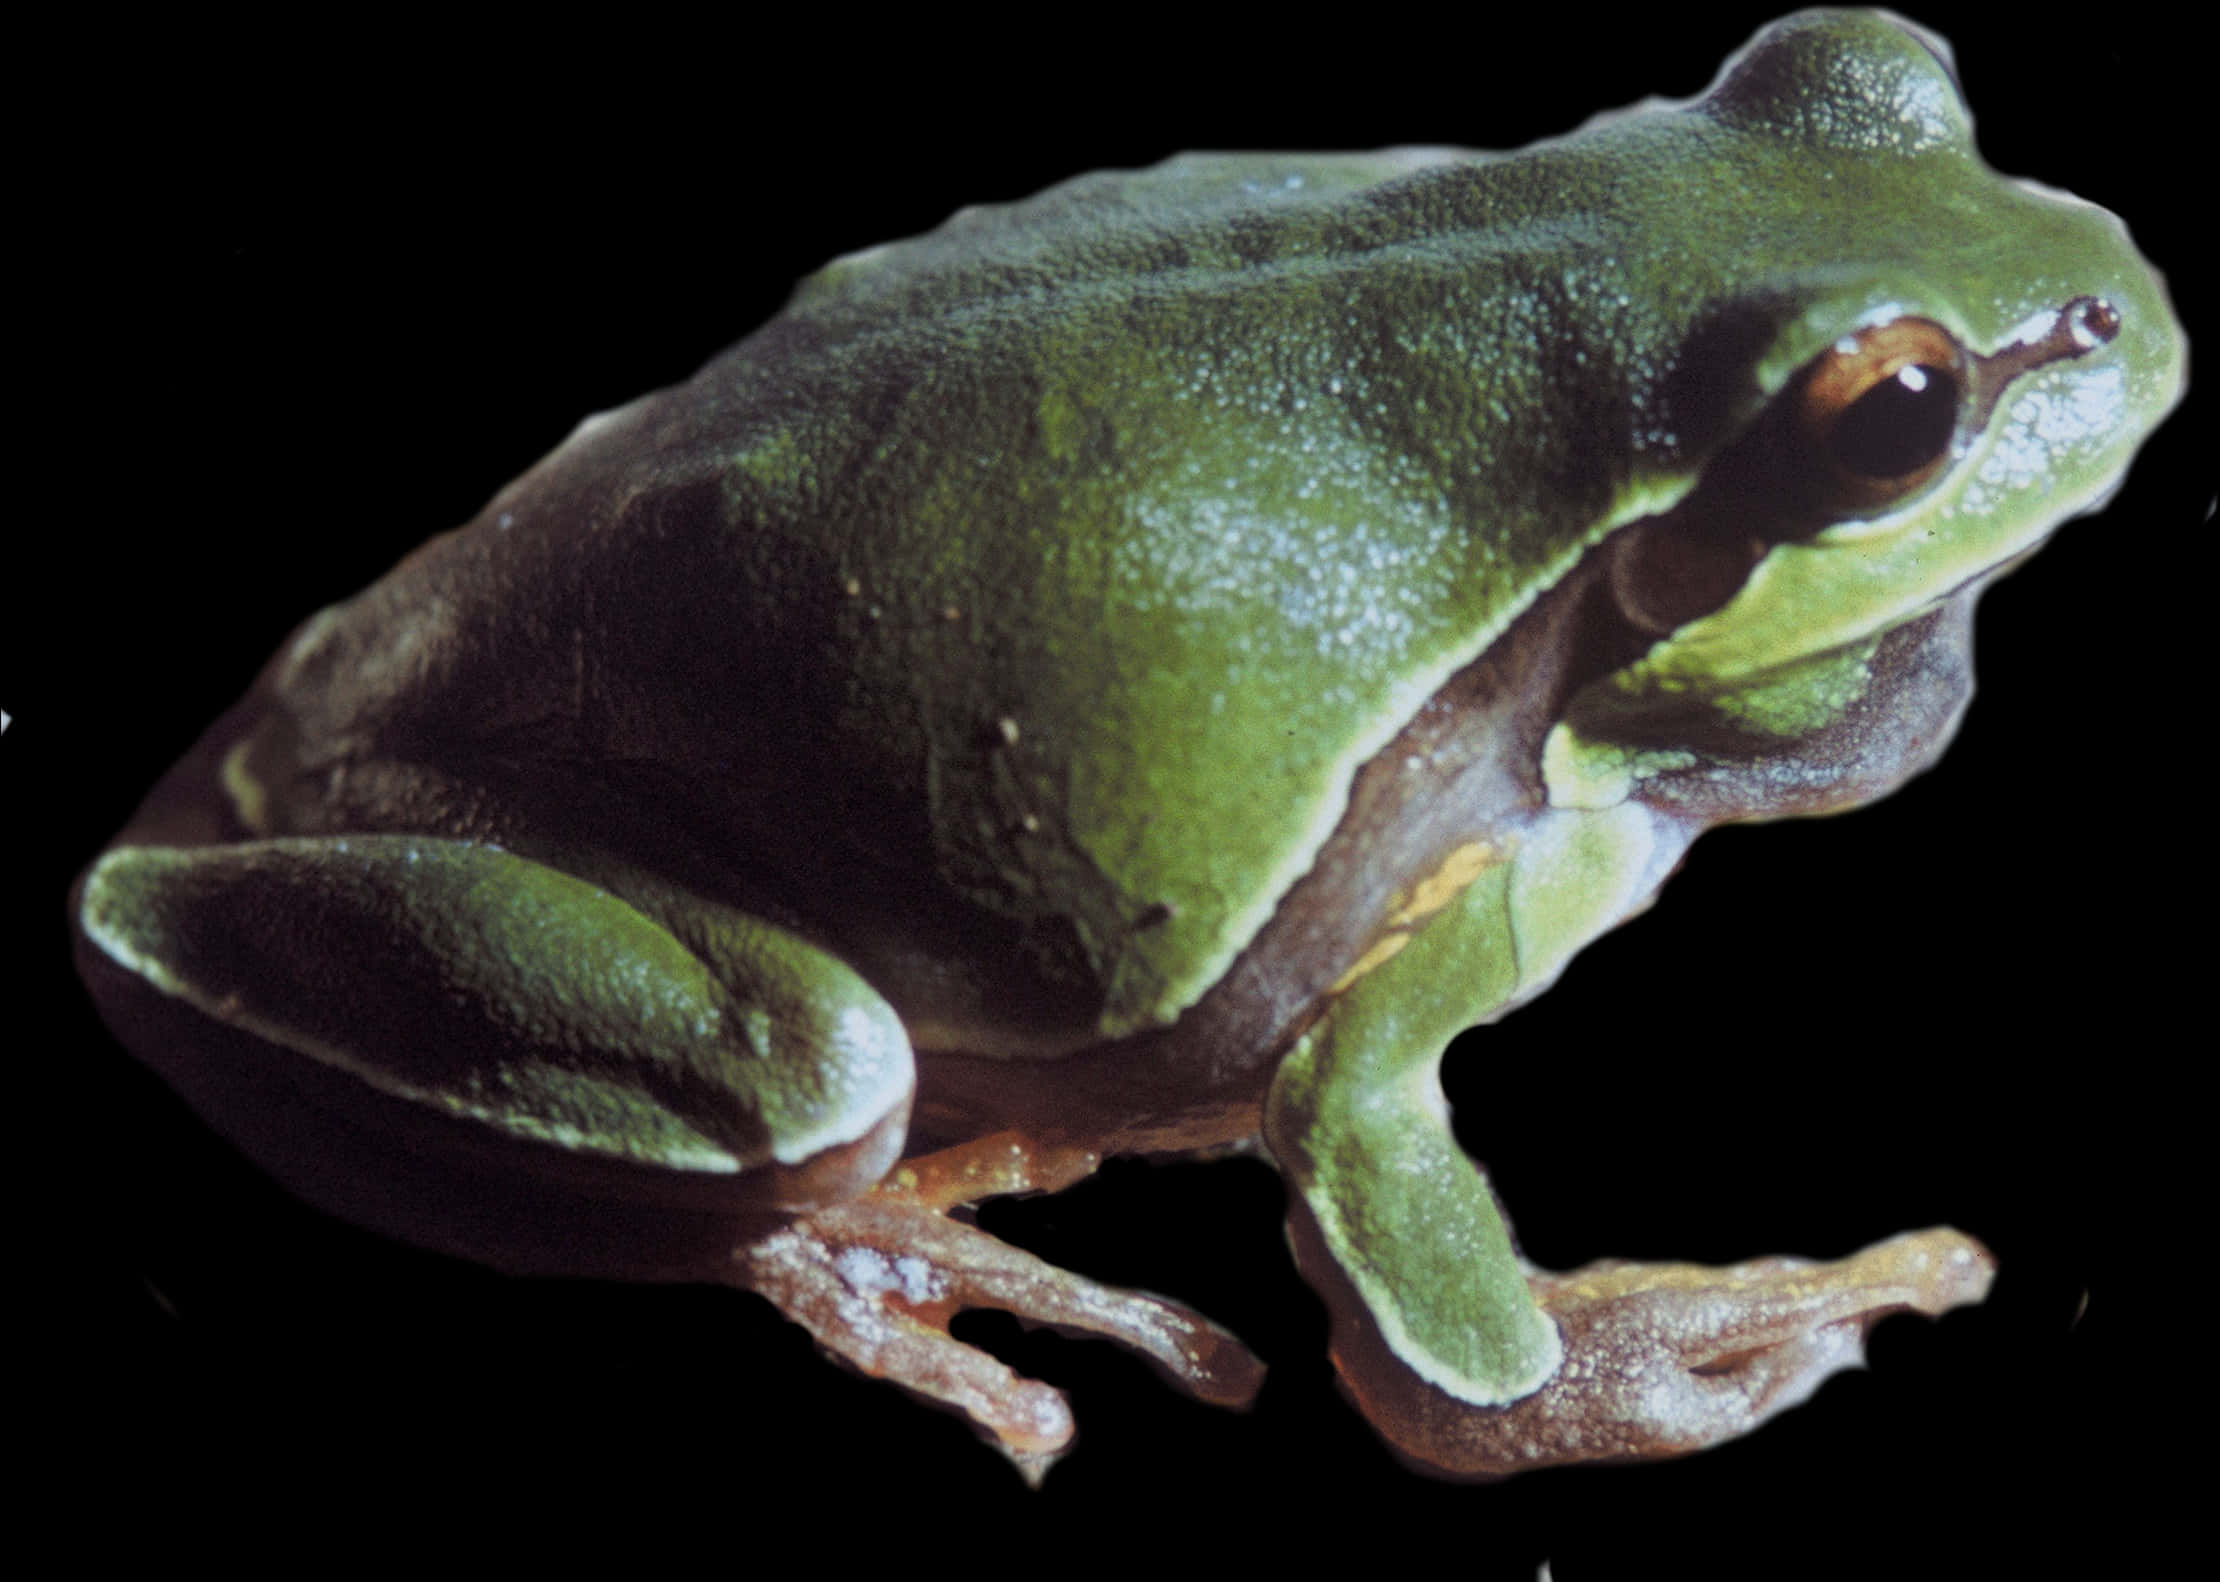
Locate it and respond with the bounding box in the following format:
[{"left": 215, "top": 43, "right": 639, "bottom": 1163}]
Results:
[{"left": 17, "top": 6, "right": 2198, "bottom": 1571}]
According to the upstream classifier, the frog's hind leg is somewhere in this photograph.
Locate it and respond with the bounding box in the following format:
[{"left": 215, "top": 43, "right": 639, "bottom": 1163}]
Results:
[{"left": 732, "top": 1132, "right": 1264, "bottom": 1483}]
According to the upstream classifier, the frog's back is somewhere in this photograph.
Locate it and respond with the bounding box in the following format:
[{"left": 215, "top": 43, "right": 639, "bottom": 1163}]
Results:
[
  {"left": 257, "top": 12, "right": 2155, "bottom": 1051},
  {"left": 278, "top": 145, "right": 1658, "bottom": 1047}
]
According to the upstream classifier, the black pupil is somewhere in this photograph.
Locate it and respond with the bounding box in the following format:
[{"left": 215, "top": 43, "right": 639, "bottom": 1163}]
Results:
[{"left": 1828, "top": 364, "right": 1959, "bottom": 478}]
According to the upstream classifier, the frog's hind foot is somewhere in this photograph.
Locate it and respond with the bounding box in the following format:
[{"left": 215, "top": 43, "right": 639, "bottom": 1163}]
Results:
[{"left": 733, "top": 1195, "right": 1265, "bottom": 1483}]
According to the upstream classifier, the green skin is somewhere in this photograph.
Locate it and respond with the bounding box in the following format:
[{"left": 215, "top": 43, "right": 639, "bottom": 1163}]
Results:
[{"left": 75, "top": 12, "right": 2182, "bottom": 1473}]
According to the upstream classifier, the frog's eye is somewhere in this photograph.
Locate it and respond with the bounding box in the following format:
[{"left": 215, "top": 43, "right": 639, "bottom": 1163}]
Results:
[
  {"left": 1791, "top": 318, "right": 1967, "bottom": 510},
  {"left": 1605, "top": 315, "right": 1974, "bottom": 638}
]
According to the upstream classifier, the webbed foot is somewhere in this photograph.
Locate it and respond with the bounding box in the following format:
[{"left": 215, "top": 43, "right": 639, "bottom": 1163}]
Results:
[{"left": 733, "top": 1138, "right": 1264, "bottom": 1483}]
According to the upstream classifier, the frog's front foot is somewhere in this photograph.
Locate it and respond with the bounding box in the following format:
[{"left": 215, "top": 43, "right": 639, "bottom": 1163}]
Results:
[
  {"left": 732, "top": 1139, "right": 1264, "bottom": 1482},
  {"left": 1312, "top": 1224, "right": 1995, "bottom": 1477}
]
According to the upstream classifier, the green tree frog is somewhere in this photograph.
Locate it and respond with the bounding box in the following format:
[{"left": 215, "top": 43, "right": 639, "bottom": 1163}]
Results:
[{"left": 73, "top": 10, "right": 2182, "bottom": 1479}]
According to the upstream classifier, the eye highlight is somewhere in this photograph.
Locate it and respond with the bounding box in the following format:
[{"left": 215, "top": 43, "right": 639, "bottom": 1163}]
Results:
[{"left": 1792, "top": 318, "right": 1966, "bottom": 509}]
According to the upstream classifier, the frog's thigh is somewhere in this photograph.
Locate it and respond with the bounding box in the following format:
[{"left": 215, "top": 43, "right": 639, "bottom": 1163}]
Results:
[
  {"left": 1266, "top": 852, "right": 1563, "bottom": 1406},
  {"left": 78, "top": 836, "right": 913, "bottom": 1204}
]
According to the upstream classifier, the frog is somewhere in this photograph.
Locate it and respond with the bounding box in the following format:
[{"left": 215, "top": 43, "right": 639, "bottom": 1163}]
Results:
[{"left": 73, "top": 9, "right": 2182, "bottom": 1481}]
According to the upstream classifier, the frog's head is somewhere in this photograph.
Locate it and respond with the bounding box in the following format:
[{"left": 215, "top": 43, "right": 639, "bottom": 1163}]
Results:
[{"left": 1538, "top": 9, "right": 2184, "bottom": 813}]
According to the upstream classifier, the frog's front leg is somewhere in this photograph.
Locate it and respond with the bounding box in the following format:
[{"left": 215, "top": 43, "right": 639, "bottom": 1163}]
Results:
[{"left": 1264, "top": 828, "right": 1995, "bottom": 1476}]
